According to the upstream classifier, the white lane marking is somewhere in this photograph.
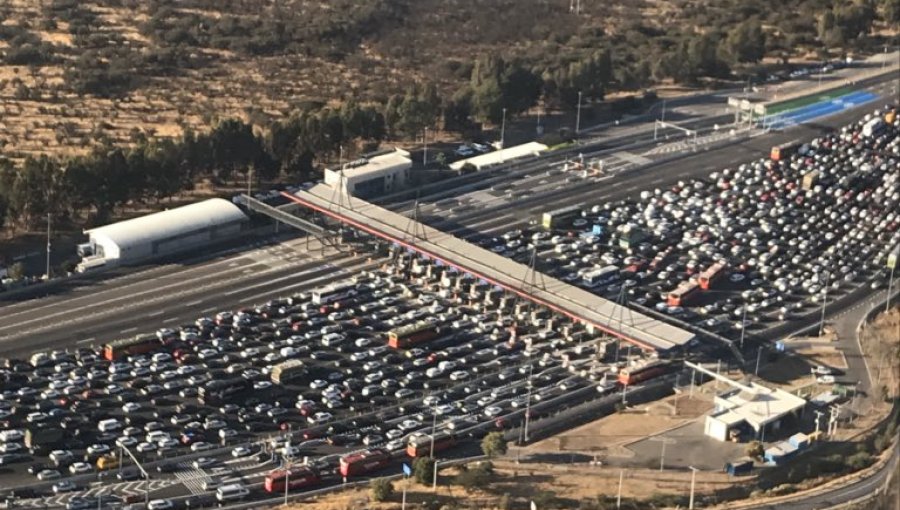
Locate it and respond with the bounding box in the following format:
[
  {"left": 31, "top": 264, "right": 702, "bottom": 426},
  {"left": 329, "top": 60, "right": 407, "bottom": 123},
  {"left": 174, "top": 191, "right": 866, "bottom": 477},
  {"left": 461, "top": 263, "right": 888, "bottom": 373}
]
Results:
[
  {"left": 185, "top": 300, "right": 204, "bottom": 307},
  {"left": 223, "top": 260, "right": 347, "bottom": 297},
  {"left": 120, "top": 327, "right": 138, "bottom": 333},
  {"left": 76, "top": 337, "right": 96, "bottom": 345}
]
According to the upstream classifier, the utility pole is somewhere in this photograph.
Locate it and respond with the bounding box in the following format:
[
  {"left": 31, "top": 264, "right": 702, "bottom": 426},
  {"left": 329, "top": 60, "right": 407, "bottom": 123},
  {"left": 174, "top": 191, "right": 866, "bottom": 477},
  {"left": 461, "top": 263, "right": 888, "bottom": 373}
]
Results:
[
  {"left": 575, "top": 91, "right": 583, "bottom": 136},
  {"left": 819, "top": 271, "right": 830, "bottom": 336},
  {"left": 246, "top": 166, "right": 253, "bottom": 203},
  {"left": 432, "top": 459, "right": 441, "bottom": 491},
  {"left": 500, "top": 108, "right": 507, "bottom": 149},
  {"left": 754, "top": 346, "right": 763, "bottom": 377},
  {"left": 739, "top": 305, "right": 747, "bottom": 349},
  {"left": 616, "top": 470, "right": 624, "bottom": 509},
  {"left": 423, "top": 127, "right": 428, "bottom": 168},
  {"left": 661, "top": 99, "right": 667, "bottom": 122},
  {"left": 688, "top": 466, "right": 699, "bottom": 509},
  {"left": 119, "top": 444, "right": 150, "bottom": 505},
  {"left": 524, "top": 364, "right": 534, "bottom": 442},
  {"left": 886, "top": 261, "right": 895, "bottom": 313},
  {"left": 429, "top": 407, "right": 437, "bottom": 458},
  {"left": 283, "top": 426, "right": 293, "bottom": 506},
  {"left": 45, "top": 211, "right": 51, "bottom": 279}
]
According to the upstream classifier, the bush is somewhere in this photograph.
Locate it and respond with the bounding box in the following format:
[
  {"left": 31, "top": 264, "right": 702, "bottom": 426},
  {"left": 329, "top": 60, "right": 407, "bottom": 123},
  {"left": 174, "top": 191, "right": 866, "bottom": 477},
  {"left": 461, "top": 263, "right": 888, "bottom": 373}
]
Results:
[
  {"left": 413, "top": 456, "right": 435, "bottom": 485},
  {"left": 369, "top": 477, "right": 394, "bottom": 502},
  {"left": 481, "top": 432, "right": 508, "bottom": 458}
]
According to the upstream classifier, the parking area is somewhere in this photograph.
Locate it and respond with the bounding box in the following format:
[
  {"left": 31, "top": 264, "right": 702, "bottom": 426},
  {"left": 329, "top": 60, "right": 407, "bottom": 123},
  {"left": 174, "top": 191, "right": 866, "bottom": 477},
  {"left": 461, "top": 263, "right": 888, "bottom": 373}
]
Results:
[
  {"left": 0, "top": 249, "right": 674, "bottom": 508},
  {"left": 481, "top": 106, "right": 898, "bottom": 342}
]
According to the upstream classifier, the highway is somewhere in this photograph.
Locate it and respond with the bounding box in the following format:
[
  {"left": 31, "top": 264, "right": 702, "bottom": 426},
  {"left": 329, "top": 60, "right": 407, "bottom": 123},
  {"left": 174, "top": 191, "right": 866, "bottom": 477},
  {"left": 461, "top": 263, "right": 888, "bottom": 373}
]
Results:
[{"left": 0, "top": 74, "right": 895, "bottom": 362}]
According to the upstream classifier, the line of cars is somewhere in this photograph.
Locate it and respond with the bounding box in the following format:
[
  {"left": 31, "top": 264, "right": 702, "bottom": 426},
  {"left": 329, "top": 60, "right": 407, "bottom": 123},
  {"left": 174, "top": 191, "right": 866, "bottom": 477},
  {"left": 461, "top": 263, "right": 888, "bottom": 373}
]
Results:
[
  {"left": 482, "top": 106, "right": 899, "bottom": 339},
  {"left": 0, "top": 251, "right": 662, "bottom": 502}
]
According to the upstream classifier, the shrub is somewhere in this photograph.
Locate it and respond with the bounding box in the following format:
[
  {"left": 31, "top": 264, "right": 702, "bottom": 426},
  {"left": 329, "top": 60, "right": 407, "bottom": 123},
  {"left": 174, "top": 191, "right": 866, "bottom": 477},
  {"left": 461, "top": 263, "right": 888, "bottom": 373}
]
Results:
[{"left": 369, "top": 477, "right": 394, "bottom": 502}]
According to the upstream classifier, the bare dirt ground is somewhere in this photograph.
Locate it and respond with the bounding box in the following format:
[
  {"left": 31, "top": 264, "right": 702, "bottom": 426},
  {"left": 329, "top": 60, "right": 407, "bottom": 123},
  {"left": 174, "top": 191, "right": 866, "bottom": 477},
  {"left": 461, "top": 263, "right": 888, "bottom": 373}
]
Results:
[{"left": 284, "top": 462, "right": 736, "bottom": 510}]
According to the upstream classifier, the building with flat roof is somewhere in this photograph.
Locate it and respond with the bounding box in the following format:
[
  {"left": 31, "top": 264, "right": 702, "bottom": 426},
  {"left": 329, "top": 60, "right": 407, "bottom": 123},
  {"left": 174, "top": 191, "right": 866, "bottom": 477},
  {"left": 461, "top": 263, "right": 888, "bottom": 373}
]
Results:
[
  {"left": 77, "top": 198, "right": 248, "bottom": 272},
  {"left": 324, "top": 148, "right": 412, "bottom": 199},
  {"left": 449, "top": 142, "right": 548, "bottom": 171},
  {"left": 704, "top": 381, "right": 807, "bottom": 442}
]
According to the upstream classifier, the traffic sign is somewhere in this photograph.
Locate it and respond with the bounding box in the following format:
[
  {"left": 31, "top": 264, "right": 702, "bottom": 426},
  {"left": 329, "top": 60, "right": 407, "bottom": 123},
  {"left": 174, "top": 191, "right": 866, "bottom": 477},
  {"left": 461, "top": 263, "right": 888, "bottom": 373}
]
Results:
[{"left": 402, "top": 463, "right": 412, "bottom": 477}]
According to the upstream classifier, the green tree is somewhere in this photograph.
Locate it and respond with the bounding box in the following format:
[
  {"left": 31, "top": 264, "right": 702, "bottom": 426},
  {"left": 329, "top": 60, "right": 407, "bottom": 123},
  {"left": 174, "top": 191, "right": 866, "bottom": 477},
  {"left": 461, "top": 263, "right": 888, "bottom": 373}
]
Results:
[
  {"left": 413, "top": 456, "right": 435, "bottom": 485},
  {"left": 370, "top": 477, "right": 394, "bottom": 502},
  {"left": 723, "top": 19, "right": 766, "bottom": 63},
  {"left": 481, "top": 432, "right": 508, "bottom": 458},
  {"left": 6, "top": 262, "right": 26, "bottom": 280}
]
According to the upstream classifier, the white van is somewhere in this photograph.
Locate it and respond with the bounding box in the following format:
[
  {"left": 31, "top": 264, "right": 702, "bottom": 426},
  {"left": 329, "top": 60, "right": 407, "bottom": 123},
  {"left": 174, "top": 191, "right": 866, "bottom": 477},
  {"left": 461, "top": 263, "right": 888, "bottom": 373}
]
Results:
[
  {"left": 98, "top": 419, "right": 122, "bottom": 433},
  {"left": 216, "top": 483, "right": 249, "bottom": 502}
]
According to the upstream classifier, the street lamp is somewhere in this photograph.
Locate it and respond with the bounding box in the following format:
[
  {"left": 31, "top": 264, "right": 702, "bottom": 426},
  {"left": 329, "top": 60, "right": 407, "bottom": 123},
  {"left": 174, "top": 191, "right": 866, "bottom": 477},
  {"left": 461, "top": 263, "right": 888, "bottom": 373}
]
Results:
[
  {"left": 429, "top": 406, "right": 438, "bottom": 459},
  {"left": 818, "top": 271, "right": 830, "bottom": 336},
  {"left": 119, "top": 444, "right": 150, "bottom": 505},
  {"left": 423, "top": 127, "right": 428, "bottom": 168},
  {"left": 688, "top": 466, "right": 700, "bottom": 509},
  {"left": 575, "top": 91, "right": 583, "bottom": 135},
  {"left": 500, "top": 108, "right": 507, "bottom": 149}
]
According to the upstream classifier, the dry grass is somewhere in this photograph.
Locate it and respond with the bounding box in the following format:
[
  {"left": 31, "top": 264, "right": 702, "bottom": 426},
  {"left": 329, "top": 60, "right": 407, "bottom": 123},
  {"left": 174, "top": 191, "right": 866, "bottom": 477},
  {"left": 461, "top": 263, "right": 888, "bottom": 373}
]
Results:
[{"left": 284, "top": 462, "right": 737, "bottom": 510}]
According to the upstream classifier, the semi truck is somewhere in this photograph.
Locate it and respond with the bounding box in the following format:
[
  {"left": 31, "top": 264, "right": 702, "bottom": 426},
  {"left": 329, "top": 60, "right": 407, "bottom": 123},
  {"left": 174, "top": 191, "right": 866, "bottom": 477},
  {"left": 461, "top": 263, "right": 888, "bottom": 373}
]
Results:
[{"left": 25, "top": 427, "right": 64, "bottom": 449}]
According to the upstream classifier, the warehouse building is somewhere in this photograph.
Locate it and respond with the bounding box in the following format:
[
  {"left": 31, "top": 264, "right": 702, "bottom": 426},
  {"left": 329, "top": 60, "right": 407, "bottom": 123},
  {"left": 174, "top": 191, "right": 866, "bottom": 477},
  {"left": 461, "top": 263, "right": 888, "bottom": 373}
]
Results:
[
  {"left": 449, "top": 141, "right": 548, "bottom": 171},
  {"left": 76, "top": 198, "right": 248, "bottom": 271},
  {"left": 324, "top": 148, "right": 412, "bottom": 199}
]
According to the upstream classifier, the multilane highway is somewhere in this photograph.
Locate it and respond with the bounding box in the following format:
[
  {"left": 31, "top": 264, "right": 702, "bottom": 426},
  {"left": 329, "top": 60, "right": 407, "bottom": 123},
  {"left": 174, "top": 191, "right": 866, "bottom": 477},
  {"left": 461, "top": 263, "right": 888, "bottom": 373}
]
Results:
[{"left": 0, "top": 76, "right": 894, "bottom": 362}]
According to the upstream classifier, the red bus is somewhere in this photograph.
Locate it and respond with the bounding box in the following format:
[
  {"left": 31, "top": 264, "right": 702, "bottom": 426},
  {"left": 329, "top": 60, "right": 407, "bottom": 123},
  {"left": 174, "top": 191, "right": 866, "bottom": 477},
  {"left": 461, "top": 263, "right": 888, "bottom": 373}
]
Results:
[
  {"left": 406, "top": 433, "right": 456, "bottom": 458},
  {"left": 617, "top": 361, "right": 671, "bottom": 386},
  {"left": 387, "top": 320, "right": 440, "bottom": 349},
  {"left": 339, "top": 448, "right": 391, "bottom": 477},
  {"left": 264, "top": 467, "right": 320, "bottom": 493},
  {"left": 698, "top": 262, "right": 726, "bottom": 290},
  {"left": 102, "top": 336, "right": 160, "bottom": 361},
  {"left": 667, "top": 281, "right": 700, "bottom": 307}
]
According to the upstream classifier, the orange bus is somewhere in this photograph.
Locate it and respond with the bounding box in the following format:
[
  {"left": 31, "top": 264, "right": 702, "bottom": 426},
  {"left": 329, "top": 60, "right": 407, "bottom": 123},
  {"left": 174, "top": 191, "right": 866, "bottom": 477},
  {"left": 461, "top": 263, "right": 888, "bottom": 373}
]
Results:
[
  {"left": 264, "top": 467, "right": 320, "bottom": 493},
  {"left": 667, "top": 281, "right": 700, "bottom": 307},
  {"left": 102, "top": 336, "right": 160, "bottom": 361},
  {"left": 698, "top": 262, "right": 726, "bottom": 290},
  {"left": 387, "top": 321, "right": 440, "bottom": 349},
  {"left": 406, "top": 433, "right": 456, "bottom": 458},
  {"left": 339, "top": 449, "right": 391, "bottom": 477}
]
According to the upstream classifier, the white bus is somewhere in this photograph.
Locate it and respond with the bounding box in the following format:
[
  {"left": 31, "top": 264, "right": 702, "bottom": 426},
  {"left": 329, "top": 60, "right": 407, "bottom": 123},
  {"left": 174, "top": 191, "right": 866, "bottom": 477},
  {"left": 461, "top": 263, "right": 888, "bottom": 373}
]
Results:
[
  {"left": 311, "top": 280, "right": 358, "bottom": 305},
  {"left": 582, "top": 265, "right": 619, "bottom": 288}
]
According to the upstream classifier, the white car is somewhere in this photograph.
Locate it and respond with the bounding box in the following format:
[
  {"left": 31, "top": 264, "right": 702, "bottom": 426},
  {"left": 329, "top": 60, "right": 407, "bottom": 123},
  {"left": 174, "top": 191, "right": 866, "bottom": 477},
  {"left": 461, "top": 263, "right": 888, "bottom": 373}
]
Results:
[
  {"left": 190, "top": 442, "right": 216, "bottom": 452},
  {"left": 484, "top": 406, "right": 504, "bottom": 417},
  {"left": 69, "top": 462, "right": 93, "bottom": 475},
  {"left": 37, "top": 469, "right": 62, "bottom": 480},
  {"left": 816, "top": 375, "right": 836, "bottom": 384},
  {"left": 231, "top": 446, "right": 253, "bottom": 458},
  {"left": 49, "top": 450, "right": 74, "bottom": 463},
  {"left": 122, "top": 402, "right": 141, "bottom": 413},
  {"left": 147, "top": 499, "right": 175, "bottom": 510},
  {"left": 308, "top": 412, "right": 333, "bottom": 424},
  {"left": 116, "top": 436, "right": 138, "bottom": 448},
  {"left": 136, "top": 442, "right": 156, "bottom": 453},
  {"left": 0, "top": 442, "right": 22, "bottom": 454},
  {"left": 0, "top": 430, "right": 24, "bottom": 442}
]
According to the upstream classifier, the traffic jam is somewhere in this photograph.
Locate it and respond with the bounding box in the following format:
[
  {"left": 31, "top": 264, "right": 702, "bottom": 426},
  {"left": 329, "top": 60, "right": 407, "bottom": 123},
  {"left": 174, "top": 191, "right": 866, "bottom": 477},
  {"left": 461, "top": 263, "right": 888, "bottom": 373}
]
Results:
[
  {"left": 485, "top": 106, "right": 899, "bottom": 339},
  {"left": 0, "top": 250, "right": 672, "bottom": 508}
]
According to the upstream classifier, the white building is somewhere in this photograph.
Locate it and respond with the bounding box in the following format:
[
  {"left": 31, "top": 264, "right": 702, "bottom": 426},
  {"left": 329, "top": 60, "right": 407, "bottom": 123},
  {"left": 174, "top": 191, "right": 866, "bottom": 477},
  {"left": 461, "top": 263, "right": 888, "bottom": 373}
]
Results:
[
  {"left": 704, "top": 381, "right": 806, "bottom": 442},
  {"left": 77, "top": 198, "right": 248, "bottom": 271},
  {"left": 449, "top": 142, "right": 548, "bottom": 171},
  {"left": 324, "top": 148, "right": 412, "bottom": 199}
]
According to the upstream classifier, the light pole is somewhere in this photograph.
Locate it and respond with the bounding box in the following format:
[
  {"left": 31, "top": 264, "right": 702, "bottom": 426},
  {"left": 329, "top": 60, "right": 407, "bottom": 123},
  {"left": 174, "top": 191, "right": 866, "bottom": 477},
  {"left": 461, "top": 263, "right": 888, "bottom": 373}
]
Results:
[
  {"left": 524, "top": 365, "right": 533, "bottom": 442},
  {"left": 754, "top": 346, "right": 763, "bottom": 377},
  {"left": 819, "top": 271, "right": 830, "bottom": 336},
  {"left": 616, "top": 469, "right": 624, "bottom": 509},
  {"left": 423, "top": 127, "right": 428, "bottom": 168},
  {"left": 429, "top": 407, "right": 437, "bottom": 458},
  {"left": 432, "top": 459, "right": 441, "bottom": 491},
  {"left": 886, "top": 261, "right": 895, "bottom": 313},
  {"left": 739, "top": 305, "right": 747, "bottom": 350},
  {"left": 500, "top": 108, "right": 507, "bottom": 149},
  {"left": 575, "top": 91, "right": 583, "bottom": 136},
  {"left": 688, "top": 466, "right": 699, "bottom": 509},
  {"left": 45, "top": 211, "right": 51, "bottom": 279},
  {"left": 283, "top": 428, "right": 292, "bottom": 506},
  {"left": 119, "top": 444, "right": 150, "bottom": 505}
]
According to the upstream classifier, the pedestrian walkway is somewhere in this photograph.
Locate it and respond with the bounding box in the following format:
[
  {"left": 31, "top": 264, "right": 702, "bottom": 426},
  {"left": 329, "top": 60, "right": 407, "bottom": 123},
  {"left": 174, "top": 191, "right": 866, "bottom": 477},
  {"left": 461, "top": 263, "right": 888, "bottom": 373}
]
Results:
[{"left": 173, "top": 465, "right": 211, "bottom": 495}]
